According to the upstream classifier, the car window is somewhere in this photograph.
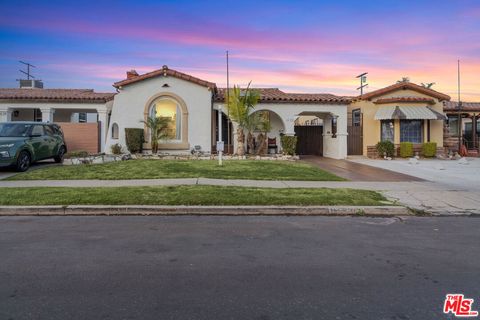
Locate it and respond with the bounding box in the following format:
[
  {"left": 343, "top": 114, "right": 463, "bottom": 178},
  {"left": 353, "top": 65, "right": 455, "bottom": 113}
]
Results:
[
  {"left": 44, "top": 125, "right": 54, "bottom": 136},
  {"left": 31, "top": 125, "right": 44, "bottom": 136},
  {"left": 0, "top": 123, "right": 32, "bottom": 137}
]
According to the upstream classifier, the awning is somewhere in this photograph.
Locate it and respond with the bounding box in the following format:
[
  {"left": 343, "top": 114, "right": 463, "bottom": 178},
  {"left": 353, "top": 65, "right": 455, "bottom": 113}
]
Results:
[{"left": 374, "top": 105, "right": 447, "bottom": 120}]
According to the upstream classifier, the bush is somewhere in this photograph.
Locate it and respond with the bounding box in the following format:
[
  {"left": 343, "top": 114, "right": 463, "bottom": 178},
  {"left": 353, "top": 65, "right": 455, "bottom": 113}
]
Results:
[
  {"left": 281, "top": 135, "right": 297, "bottom": 155},
  {"left": 399, "top": 142, "right": 413, "bottom": 158},
  {"left": 65, "top": 150, "right": 89, "bottom": 158},
  {"left": 422, "top": 142, "right": 437, "bottom": 157},
  {"left": 375, "top": 140, "right": 394, "bottom": 158},
  {"left": 125, "top": 128, "right": 144, "bottom": 153},
  {"left": 111, "top": 143, "right": 123, "bottom": 155}
]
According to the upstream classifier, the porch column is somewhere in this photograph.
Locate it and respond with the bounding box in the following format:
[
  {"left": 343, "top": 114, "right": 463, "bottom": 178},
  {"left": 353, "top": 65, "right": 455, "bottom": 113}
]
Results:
[
  {"left": 472, "top": 114, "right": 477, "bottom": 149},
  {"left": 97, "top": 107, "right": 108, "bottom": 153},
  {"left": 0, "top": 107, "right": 12, "bottom": 122},
  {"left": 40, "top": 107, "right": 55, "bottom": 123}
]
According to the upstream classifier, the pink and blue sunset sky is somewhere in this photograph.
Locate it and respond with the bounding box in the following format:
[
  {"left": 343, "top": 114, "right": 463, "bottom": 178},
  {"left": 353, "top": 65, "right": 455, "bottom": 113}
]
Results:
[{"left": 0, "top": 0, "right": 479, "bottom": 100}]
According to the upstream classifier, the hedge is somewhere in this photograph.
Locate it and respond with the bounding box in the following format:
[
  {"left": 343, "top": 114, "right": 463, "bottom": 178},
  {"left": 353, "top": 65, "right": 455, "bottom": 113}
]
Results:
[
  {"left": 125, "top": 128, "right": 144, "bottom": 153},
  {"left": 399, "top": 142, "right": 413, "bottom": 158},
  {"left": 281, "top": 135, "right": 297, "bottom": 155},
  {"left": 375, "top": 140, "right": 394, "bottom": 158},
  {"left": 422, "top": 142, "right": 437, "bottom": 157}
]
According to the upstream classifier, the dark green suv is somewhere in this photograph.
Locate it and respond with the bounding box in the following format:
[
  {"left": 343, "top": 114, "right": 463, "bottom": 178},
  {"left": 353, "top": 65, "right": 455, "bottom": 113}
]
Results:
[{"left": 0, "top": 122, "right": 67, "bottom": 172}]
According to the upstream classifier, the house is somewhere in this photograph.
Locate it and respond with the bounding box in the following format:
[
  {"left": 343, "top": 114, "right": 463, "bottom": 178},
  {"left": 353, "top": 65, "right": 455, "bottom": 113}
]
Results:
[
  {"left": 105, "top": 66, "right": 351, "bottom": 159},
  {"left": 348, "top": 81, "right": 450, "bottom": 157},
  {"left": 443, "top": 101, "right": 480, "bottom": 157},
  {"left": 0, "top": 82, "right": 115, "bottom": 153},
  {"left": 1, "top": 66, "right": 478, "bottom": 159}
]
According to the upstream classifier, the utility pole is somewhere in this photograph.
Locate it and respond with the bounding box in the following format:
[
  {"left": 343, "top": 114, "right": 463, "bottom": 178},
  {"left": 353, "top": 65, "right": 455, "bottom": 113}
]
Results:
[
  {"left": 226, "top": 50, "right": 230, "bottom": 154},
  {"left": 457, "top": 60, "right": 462, "bottom": 153},
  {"left": 356, "top": 72, "right": 368, "bottom": 96}
]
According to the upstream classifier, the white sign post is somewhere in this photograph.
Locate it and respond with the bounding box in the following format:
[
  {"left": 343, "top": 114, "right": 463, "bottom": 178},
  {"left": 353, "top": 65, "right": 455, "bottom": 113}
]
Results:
[{"left": 217, "top": 106, "right": 223, "bottom": 166}]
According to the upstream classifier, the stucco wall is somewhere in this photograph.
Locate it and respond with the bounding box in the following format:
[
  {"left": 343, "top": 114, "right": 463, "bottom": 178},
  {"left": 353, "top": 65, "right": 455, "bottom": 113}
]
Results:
[
  {"left": 105, "top": 76, "right": 213, "bottom": 154},
  {"left": 214, "top": 102, "right": 348, "bottom": 159},
  {"left": 349, "top": 88, "right": 445, "bottom": 155}
]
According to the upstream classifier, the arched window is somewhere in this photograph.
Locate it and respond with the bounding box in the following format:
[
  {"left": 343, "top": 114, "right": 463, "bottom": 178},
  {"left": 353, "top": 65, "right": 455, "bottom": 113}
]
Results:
[
  {"left": 111, "top": 123, "right": 119, "bottom": 139},
  {"left": 149, "top": 97, "right": 182, "bottom": 140}
]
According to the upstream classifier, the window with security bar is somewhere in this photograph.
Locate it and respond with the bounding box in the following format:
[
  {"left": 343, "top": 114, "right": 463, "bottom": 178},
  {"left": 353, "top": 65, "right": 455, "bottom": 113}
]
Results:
[{"left": 400, "top": 120, "right": 423, "bottom": 143}]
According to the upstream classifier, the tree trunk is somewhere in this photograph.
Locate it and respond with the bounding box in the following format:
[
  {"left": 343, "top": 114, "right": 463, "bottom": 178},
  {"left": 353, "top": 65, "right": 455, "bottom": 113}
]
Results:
[
  {"left": 247, "top": 131, "right": 255, "bottom": 154},
  {"left": 256, "top": 133, "right": 267, "bottom": 155},
  {"left": 237, "top": 127, "right": 245, "bottom": 156}
]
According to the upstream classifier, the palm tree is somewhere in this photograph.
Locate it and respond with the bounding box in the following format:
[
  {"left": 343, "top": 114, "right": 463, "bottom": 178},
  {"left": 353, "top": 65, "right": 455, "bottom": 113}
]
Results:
[
  {"left": 256, "top": 112, "right": 272, "bottom": 155},
  {"left": 421, "top": 82, "right": 435, "bottom": 89},
  {"left": 141, "top": 116, "right": 172, "bottom": 154},
  {"left": 225, "top": 82, "right": 260, "bottom": 155},
  {"left": 245, "top": 112, "right": 262, "bottom": 154},
  {"left": 397, "top": 77, "right": 410, "bottom": 83}
]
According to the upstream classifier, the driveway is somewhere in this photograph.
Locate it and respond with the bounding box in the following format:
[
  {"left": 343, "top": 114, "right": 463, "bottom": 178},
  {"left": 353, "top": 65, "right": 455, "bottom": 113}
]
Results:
[
  {"left": 301, "top": 155, "right": 422, "bottom": 181},
  {"left": 348, "top": 157, "right": 480, "bottom": 215},
  {"left": 0, "top": 160, "right": 59, "bottom": 180},
  {"left": 1, "top": 215, "right": 478, "bottom": 320}
]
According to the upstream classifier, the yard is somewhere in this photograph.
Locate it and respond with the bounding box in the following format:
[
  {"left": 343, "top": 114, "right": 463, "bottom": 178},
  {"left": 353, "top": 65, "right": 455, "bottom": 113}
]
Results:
[
  {"left": 8, "top": 160, "right": 344, "bottom": 181},
  {"left": 0, "top": 186, "right": 387, "bottom": 206}
]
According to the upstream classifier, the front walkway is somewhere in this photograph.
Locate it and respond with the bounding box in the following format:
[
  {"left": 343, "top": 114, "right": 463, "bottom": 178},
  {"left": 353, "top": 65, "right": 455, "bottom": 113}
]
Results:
[{"left": 0, "top": 178, "right": 478, "bottom": 215}]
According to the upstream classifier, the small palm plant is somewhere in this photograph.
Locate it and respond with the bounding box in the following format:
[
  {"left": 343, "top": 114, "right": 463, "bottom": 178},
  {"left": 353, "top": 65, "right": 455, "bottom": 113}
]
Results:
[
  {"left": 141, "top": 116, "right": 172, "bottom": 154},
  {"left": 256, "top": 113, "right": 272, "bottom": 155},
  {"left": 225, "top": 82, "right": 260, "bottom": 155}
]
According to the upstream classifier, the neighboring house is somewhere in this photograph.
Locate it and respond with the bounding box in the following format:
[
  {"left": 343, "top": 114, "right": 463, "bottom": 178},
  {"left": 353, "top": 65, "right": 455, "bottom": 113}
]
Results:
[
  {"left": 1, "top": 67, "right": 478, "bottom": 158},
  {"left": 0, "top": 83, "right": 114, "bottom": 153},
  {"left": 443, "top": 101, "right": 480, "bottom": 157},
  {"left": 348, "top": 81, "right": 450, "bottom": 157}
]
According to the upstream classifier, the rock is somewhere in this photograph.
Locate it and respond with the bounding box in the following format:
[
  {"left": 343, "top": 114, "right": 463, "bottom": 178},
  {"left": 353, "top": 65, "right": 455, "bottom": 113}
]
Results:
[{"left": 408, "top": 158, "right": 418, "bottom": 165}]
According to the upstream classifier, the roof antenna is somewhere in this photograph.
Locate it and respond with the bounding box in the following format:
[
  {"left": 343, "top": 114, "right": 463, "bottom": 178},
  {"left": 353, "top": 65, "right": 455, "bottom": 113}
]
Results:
[
  {"left": 356, "top": 72, "right": 368, "bottom": 96},
  {"left": 18, "top": 61, "right": 36, "bottom": 80}
]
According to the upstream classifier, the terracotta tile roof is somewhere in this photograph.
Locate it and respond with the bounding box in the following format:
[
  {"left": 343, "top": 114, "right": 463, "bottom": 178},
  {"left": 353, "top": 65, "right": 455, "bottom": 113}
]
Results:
[
  {"left": 0, "top": 88, "right": 115, "bottom": 103},
  {"left": 113, "top": 65, "right": 217, "bottom": 90},
  {"left": 444, "top": 101, "right": 480, "bottom": 112},
  {"left": 215, "top": 88, "right": 351, "bottom": 104},
  {"left": 356, "top": 82, "right": 451, "bottom": 101},
  {"left": 374, "top": 97, "right": 436, "bottom": 104}
]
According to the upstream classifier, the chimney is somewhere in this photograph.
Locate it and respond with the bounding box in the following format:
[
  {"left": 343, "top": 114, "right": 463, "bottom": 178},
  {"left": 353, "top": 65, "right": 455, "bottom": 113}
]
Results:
[{"left": 126, "top": 70, "right": 139, "bottom": 80}]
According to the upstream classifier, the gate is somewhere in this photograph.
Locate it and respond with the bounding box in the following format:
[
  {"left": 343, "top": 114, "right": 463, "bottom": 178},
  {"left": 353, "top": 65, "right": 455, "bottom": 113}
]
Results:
[
  {"left": 347, "top": 126, "right": 363, "bottom": 155},
  {"left": 294, "top": 125, "right": 323, "bottom": 155}
]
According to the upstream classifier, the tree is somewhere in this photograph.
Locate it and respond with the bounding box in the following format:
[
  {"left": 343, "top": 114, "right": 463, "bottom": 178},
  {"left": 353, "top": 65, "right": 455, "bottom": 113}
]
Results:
[
  {"left": 225, "top": 82, "right": 260, "bottom": 155},
  {"left": 256, "top": 112, "right": 272, "bottom": 155},
  {"left": 397, "top": 77, "right": 410, "bottom": 83},
  {"left": 141, "top": 116, "right": 172, "bottom": 154}
]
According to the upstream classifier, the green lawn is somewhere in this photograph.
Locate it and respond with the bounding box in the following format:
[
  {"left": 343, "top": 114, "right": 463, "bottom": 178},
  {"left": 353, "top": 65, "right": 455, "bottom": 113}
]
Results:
[
  {"left": 9, "top": 160, "right": 344, "bottom": 181},
  {"left": 0, "top": 186, "right": 387, "bottom": 206}
]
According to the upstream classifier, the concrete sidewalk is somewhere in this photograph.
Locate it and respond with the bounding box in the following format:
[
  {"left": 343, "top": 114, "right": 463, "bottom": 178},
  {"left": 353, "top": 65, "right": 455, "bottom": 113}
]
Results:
[{"left": 0, "top": 178, "right": 479, "bottom": 215}]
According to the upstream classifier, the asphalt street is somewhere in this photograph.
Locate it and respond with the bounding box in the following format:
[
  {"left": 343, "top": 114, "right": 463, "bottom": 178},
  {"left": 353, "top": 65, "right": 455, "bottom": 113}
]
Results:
[{"left": 0, "top": 215, "right": 479, "bottom": 320}]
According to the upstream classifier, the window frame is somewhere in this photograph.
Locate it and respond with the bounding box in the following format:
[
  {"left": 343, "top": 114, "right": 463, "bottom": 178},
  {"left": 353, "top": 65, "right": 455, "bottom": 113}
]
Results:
[
  {"left": 400, "top": 119, "right": 423, "bottom": 143},
  {"left": 380, "top": 120, "right": 395, "bottom": 143}
]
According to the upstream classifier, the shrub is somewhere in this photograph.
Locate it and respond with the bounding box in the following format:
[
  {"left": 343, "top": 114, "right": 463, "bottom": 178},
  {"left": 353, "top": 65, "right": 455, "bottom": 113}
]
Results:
[
  {"left": 111, "top": 143, "right": 123, "bottom": 155},
  {"left": 65, "top": 150, "right": 89, "bottom": 158},
  {"left": 399, "top": 142, "right": 413, "bottom": 158},
  {"left": 375, "top": 140, "right": 394, "bottom": 158},
  {"left": 125, "top": 128, "right": 144, "bottom": 153},
  {"left": 422, "top": 142, "right": 437, "bottom": 157},
  {"left": 281, "top": 135, "right": 297, "bottom": 155}
]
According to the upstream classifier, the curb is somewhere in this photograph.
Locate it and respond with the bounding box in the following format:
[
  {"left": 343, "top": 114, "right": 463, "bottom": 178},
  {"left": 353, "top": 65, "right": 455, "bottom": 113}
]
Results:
[{"left": 0, "top": 205, "right": 411, "bottom": 217}]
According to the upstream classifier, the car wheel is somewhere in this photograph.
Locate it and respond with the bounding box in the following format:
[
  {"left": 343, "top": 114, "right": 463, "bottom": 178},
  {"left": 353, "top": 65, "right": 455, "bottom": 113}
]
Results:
[
  {"left": 54, "top": 146, "right": 66, "bottom": 163},
  {"left": 16, "top": 151, "right": 31, "bottom": 172}
]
